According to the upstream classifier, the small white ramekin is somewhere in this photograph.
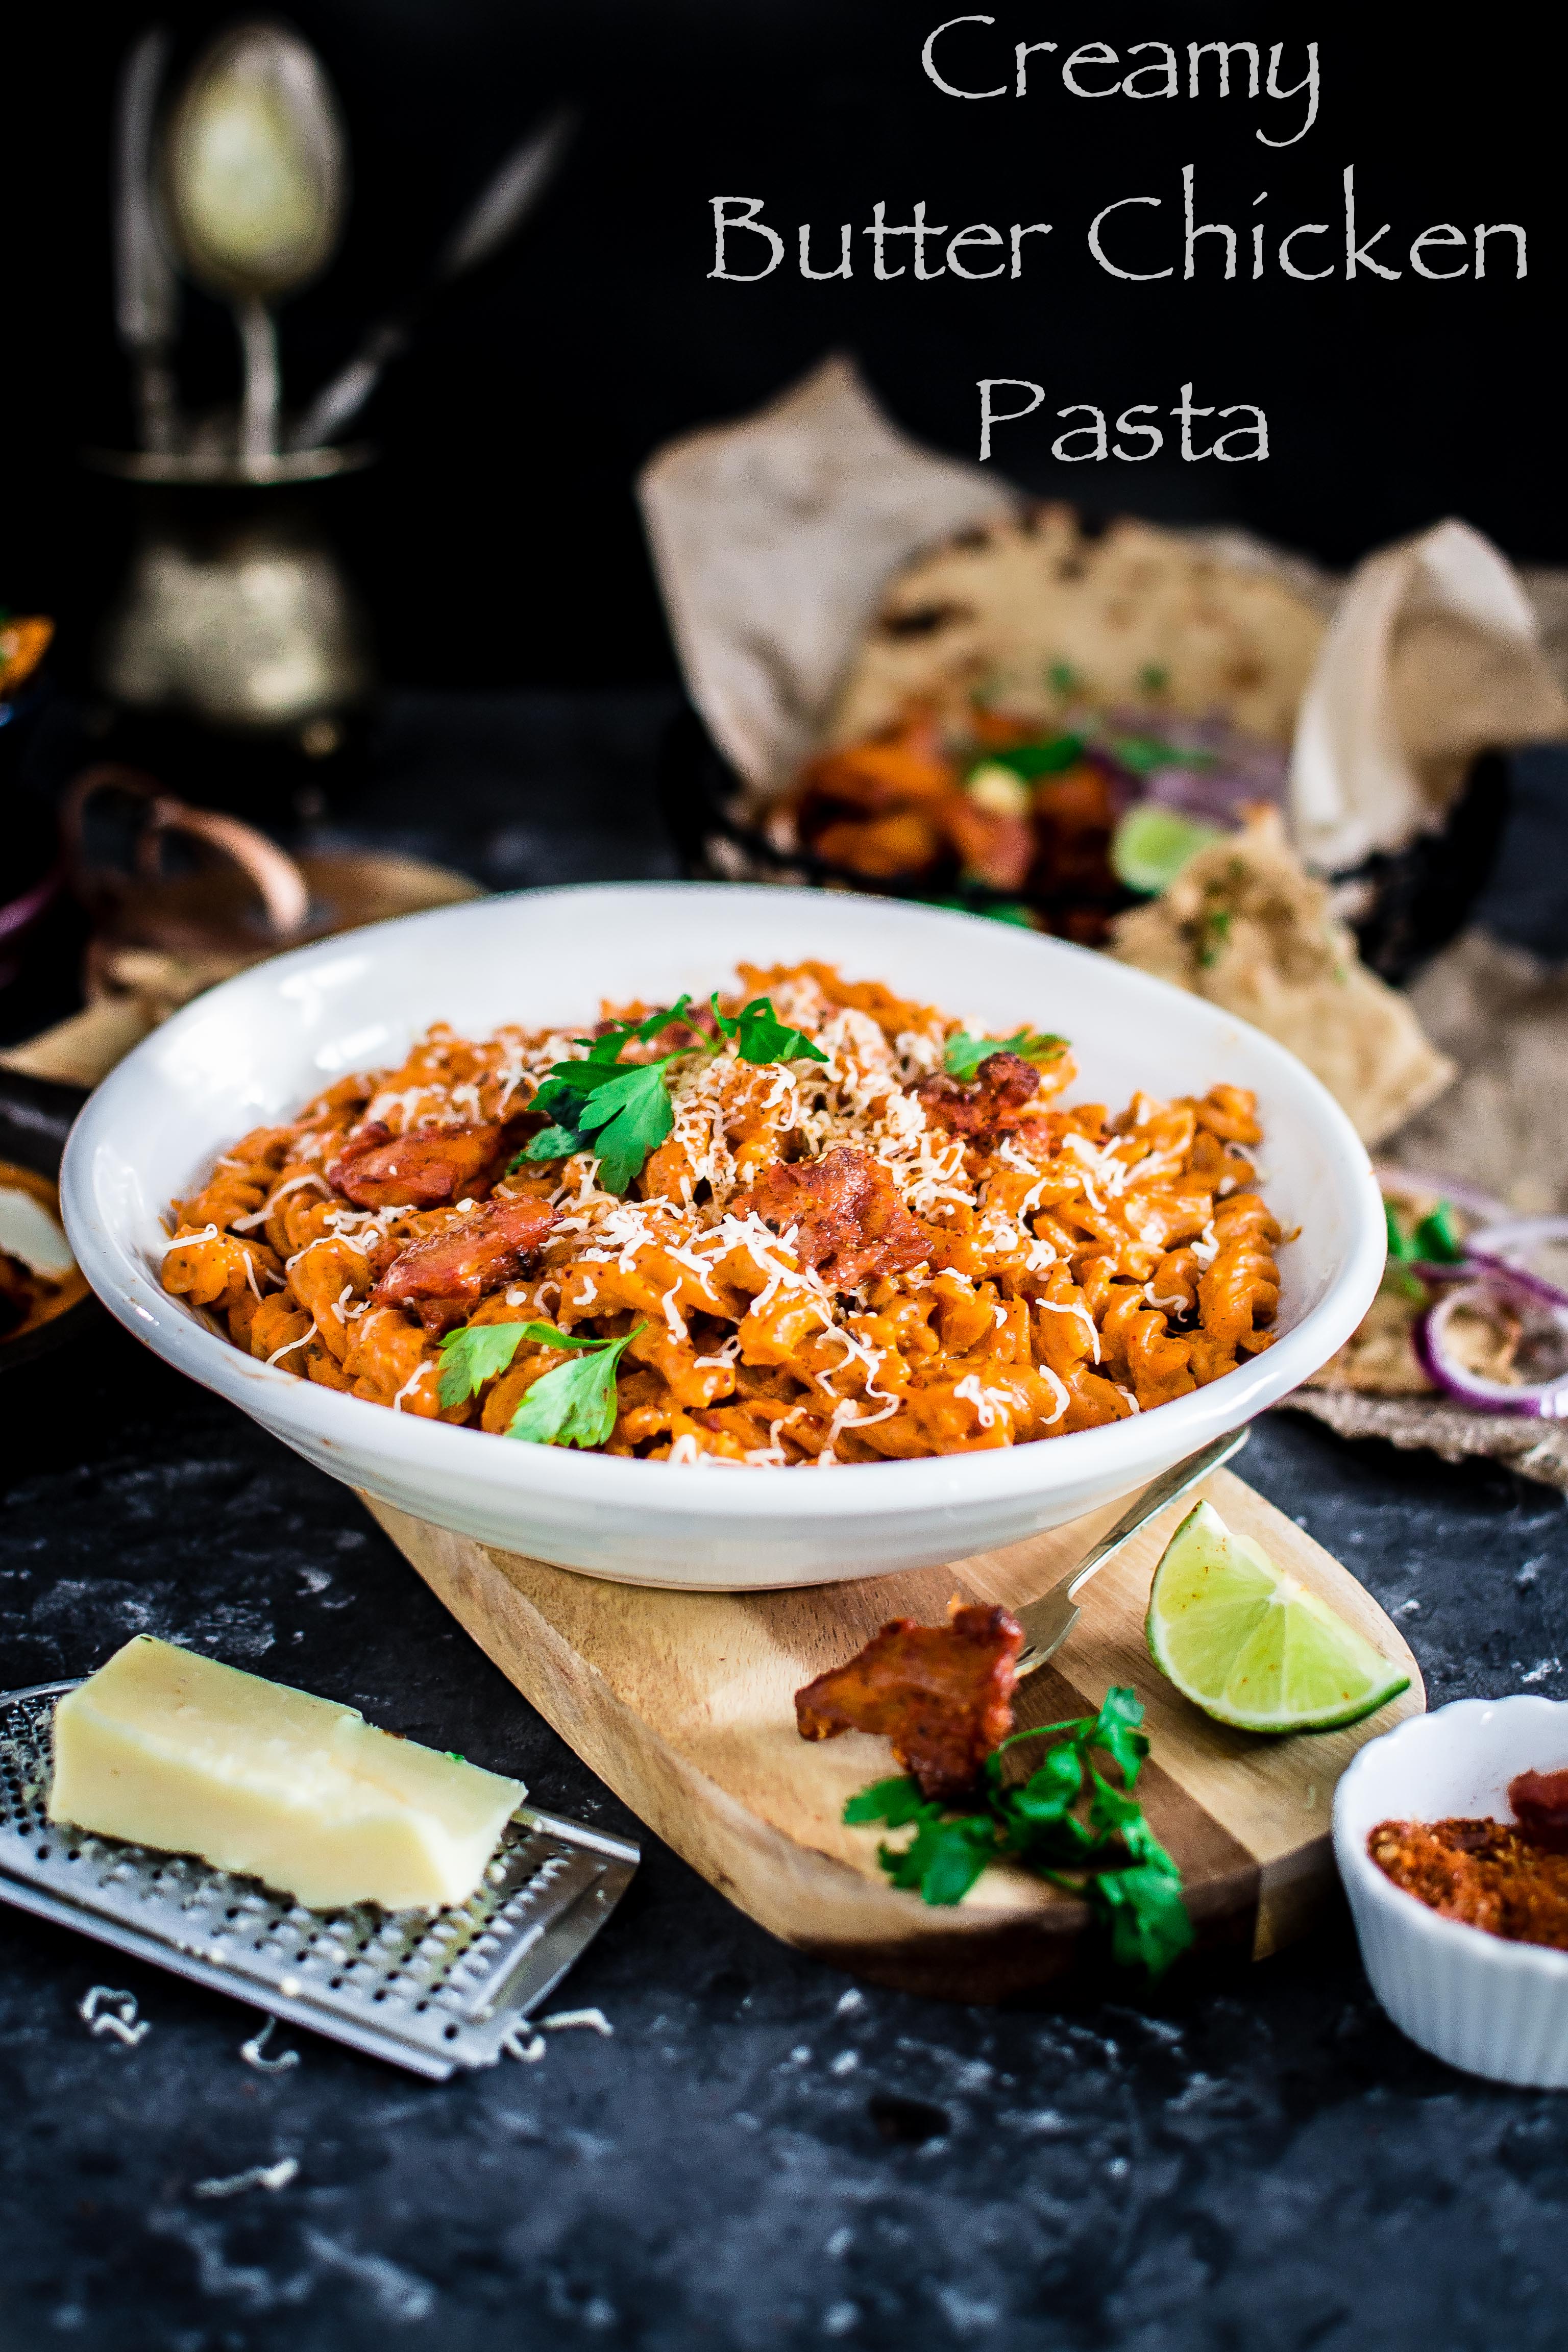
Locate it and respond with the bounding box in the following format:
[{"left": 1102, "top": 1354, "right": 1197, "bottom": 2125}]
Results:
[{"left": 1334, "top": 1696, "right": 1568, "bottom": 2088}]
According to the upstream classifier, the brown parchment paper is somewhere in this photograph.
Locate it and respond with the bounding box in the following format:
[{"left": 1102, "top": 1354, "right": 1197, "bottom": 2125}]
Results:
[{"left": 639, "top": 356, "right": 1568, "bottom": 852}]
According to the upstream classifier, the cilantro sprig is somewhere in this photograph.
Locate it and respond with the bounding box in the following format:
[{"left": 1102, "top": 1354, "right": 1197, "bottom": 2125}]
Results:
[
  {"left": 844, "top": 1685, "right": 1192, "bottom": 1977},
  {"left": 943, "top": 1027, "right": 1067, "bottom": 1082},
  {"left": 518, "top": 990, "right": 828, "bottom": 1194},
  {"left": 507, "top": 1320, "right": 646, "bottom": 1448},
  {"left": 709, "top": 992, "right": 827, "bottom": 1066},
  {"left": 437, "top": 1316, "right": 646, "bottom": 1447},
  {"left": 437, "top": 1320, "right": 533, "bottom": 1408},
  {"left": 519, "top": 999, "right": 695, "bottom": 1194}
]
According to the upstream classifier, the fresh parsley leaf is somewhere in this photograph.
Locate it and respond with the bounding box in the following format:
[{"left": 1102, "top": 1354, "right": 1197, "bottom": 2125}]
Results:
[
  {"left": 1384, "top": 1200, "right": 1417, "bottom": 1264},
  {"left": 943, "top": 1027, "right": 1068, "bottom": 1082},
  {"left": 1006, "top": 1742, "right": 1083, "bottom": 1827},
  {"left": 879, "top": 1809, "right": 997, "bottom": 1905},
  {"left": 1047, "top": 661, "right": 1079, "bottom": 695},
  {"left": 523, "top": 1062, "right": 673, "bottom": 1193},
  {"left": 845, "top": 1682, "right": 1191, "bottom": 1973},
  {"left": 1414, "top": 1199, "right": 1465, "bottom": 1265},
  {"left": 709, "top": 992, "right": 828, "bottom": 1066},
  {"left": 521, "top": 1001, "right": 699, "bottom": 1192},
  {"left": 511, "top": 1318, "right": 604, "bottom": 1349},
  {"left": 971, "top": 733, "right": 1084, "bottom": 782},
  {"left": 519, "top": 1122, "right": 593, "bottom": 1166},
  {"left": 1094, "top": 1861, "right": 1193, "bottom": 1974},
  {"left": 1087, "top": 1767, "right": 1145, "bottom": 1841},
  {"left": 842, "top": 1775, "right": 927, "bottom": 1828},
  {"left": 1196, "top": 908, "right": 1232, "bottom": 968},
  {"left": 925, "top": 896, "right": 1038, "bottom": 929},
  {"left": 506, "top": 1321, "right": 646, "bottom": 1449},
  {"left": 436, "top": 1320, "right": 530, "bottom": 1408},
  {"left": 1091, "top": 1685, "right": 1149, "bottom": 1786},
  {"left": 579, "top": 995, "right": 694, "bottom": 1059},
  {"left": 569, "top": 1062, "right": 676, "bottom": 1195},
  {"left": 1381, "top": 1201, "right": 1428, "bottom": 1301}
]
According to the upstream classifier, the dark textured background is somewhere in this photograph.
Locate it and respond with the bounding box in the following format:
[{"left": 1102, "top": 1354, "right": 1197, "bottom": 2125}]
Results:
[
  {"left": 4, "top": 6, "right": 1567, "bottom": 2340},
  {"left": 4, "top": 702, "right": 1568, "bottom": 2351}
]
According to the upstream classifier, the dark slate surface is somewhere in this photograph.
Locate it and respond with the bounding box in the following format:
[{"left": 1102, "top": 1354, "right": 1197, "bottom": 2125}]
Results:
[{"left": 3, "top": 702, "right": 1567, "bottom": 2352}]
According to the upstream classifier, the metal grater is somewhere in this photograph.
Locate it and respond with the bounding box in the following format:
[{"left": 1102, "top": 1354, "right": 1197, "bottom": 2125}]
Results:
[{"left": 0, "top": 1681, "right": 638, "bottom": 2080}]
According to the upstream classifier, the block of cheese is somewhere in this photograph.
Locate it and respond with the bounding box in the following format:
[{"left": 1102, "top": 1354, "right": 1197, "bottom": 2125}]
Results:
[{"left": 47, "top": 1636, "right": 524, "bottom": 1913}]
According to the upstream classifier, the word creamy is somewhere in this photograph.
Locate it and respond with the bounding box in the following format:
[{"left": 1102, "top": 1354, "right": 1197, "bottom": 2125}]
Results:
[{"left": 922, "top": 19, "right": 1320, "bottom": 146}]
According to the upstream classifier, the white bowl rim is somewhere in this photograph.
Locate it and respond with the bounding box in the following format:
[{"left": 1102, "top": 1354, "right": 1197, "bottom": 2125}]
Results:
[
  {"left": 62, "top": 880, "right": 1387, "bottom": 1525},
  {"left": 1334, "top": 1694, "right": 1568, "bottom": 1980}
]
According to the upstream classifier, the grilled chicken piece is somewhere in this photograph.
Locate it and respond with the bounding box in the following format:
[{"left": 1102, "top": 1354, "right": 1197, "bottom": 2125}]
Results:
[
  {"left": 915, "top": 1051, "right": 1041, "bottom": 1147},
  {"left": 795, "top": 1602, "right": 1024, "bottom": 1802},
  {"left": 373, "top": 1194, "right": 556, "bottom": 1336},
  {"left": 328, "top": 1121, "right": 506, "bottom": 1210},
  {"left": 743, "top": 1145, "right": 932, "bottom": 1292}
]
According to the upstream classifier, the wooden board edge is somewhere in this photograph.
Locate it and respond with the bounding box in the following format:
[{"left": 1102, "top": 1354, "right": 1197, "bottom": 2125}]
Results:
[{"left": 365, "top": 1496, "right": 1121, "bottom": 2001}]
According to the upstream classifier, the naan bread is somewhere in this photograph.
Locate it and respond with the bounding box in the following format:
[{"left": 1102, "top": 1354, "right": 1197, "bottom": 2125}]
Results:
[
  {"left": 825, "top": 509, "right": 1327, "bottom": 751},
  {"left": 1109, "top": 807, "right": 1454, "bottom": 1146}
]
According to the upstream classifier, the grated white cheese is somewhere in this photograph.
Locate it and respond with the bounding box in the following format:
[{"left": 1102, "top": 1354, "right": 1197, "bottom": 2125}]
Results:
[
  {"left": 266, "top": 1319, "right": 318, "bottom": 1367},
  {"left": 1037, "top": 1366, "right": 1070, "bottom": 1427},
  {"left": 1035, "top": 1298, "right": 1101, "bottom": 1362},
  {"left": 163, "top": 1222, "right": 220, "bottom": 1254},
  {"left": 79, "top": 1986, "right": 150, "bottom": 2047},
  {"left": 391, "top": 1360, "right": 431, "bottom": 1411},
  {"left": 232, "top": 1171, "right": 331, "bottom": 1231},
  {"left": 952, "top": 1373, "right": 1000, "bottom": 1430}
]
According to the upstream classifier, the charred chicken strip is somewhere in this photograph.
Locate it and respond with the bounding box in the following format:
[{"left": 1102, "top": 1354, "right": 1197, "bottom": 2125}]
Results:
[
  {"left": 743, "top": 1145, "right": 933, "bottom": 1292},
  {"left": 328, "top": 1120, "right": 506, "bottom": 1210},
  {"left": 373, "top": 1194, "right": 556, "bottom": 1336},
  {"left": 795, "top": 1602, "right": 1024, "bottom": 1802},
  {"left": 914, "top": 1051, "right": 1041, "bottom": 1147}
]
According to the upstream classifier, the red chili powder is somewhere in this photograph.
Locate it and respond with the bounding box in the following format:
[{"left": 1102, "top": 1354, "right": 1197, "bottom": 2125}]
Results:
[{"left": 1369, "top": 1767, "right": 1568, "bottom": 1951}]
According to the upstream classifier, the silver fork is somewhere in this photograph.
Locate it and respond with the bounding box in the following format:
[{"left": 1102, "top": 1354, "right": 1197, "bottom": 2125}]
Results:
[{"left": 1013, "top": 1427, "right": 1251, "bottom": 1677}]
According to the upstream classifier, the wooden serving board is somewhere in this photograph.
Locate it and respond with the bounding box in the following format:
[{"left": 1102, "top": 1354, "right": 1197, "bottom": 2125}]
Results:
[{"left": 366, "top": 1469, "right": 1423, "bottom": 2002}]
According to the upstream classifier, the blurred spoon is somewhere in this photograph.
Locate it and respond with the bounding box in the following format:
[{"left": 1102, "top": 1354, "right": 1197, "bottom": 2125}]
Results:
[
  {"left": 112, "top": 27, "right": 181, "bottom": 454},
  {"left": 289, "top": 105, "right": 577, "bottom": 450},
  {"left": 162, "top": 20, "right": 347, "bottom": 464}
]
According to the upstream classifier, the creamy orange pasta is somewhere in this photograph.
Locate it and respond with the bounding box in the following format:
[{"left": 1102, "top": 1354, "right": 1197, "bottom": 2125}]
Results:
[{"left": 161, "top": 963, "right": 1283, "bottom": 1463}]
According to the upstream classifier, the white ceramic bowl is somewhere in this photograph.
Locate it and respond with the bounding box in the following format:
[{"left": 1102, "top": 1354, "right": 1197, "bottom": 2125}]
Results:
[
  {"left": 62, "top": 883, "right": 1383, "bottom": 1588},
  {"left": 1334, "top": 1697, "right": 1568, "bottom": 2087}
]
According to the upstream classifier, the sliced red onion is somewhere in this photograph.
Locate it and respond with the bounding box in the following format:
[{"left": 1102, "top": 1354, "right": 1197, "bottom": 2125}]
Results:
[
  {"left": 1415, "top": 1280, "right": 1568, "bottom": 1418},
  {"left": 1465, "top": 1217, "right": 1568, "bottom": 1314}
]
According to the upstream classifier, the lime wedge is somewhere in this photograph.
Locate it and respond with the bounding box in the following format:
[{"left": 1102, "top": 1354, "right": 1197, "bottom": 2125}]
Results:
[
  {"left": 1145, "top": 1500, "right": 1410, "bottom": 1733},
  {"left": 1111, "top": 806, "right": 1222, "bottom": 895}
]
